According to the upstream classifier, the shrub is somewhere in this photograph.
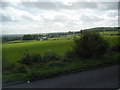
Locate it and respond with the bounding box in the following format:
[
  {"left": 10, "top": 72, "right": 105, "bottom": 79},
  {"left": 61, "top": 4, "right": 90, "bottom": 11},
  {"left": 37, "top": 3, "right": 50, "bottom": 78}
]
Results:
[
  {"left": 18, "top": 52, "right": 32, "bottom": 65},
  {"left": 46, "top": 60, "right": 65, "bottom": 68},
  {"left": 110, "top": 44, "right": 120, "bottom": 53},
  {"left": 31, "top": 53, "right": 42, "bottom": 64},
  {"left": 2, "top": 58, "right": 16, "bottom": 72},
  {"left": 73, "top": 32, "right": 109, "bottom": 59},
  {"left": 65, "top": 50, "right": 75, "bottom": 59},
  {"left": 63, "top": 50, "right": 76, "bottom": 62},
  {"left": 42, "top": 50, "right": 60, "bottom": 62},
  {"left": 15, "top": 64, "right": 28, "bottom": 73},
  {"left": 18, "top": 52, "right": 42, "bottom": 66}
]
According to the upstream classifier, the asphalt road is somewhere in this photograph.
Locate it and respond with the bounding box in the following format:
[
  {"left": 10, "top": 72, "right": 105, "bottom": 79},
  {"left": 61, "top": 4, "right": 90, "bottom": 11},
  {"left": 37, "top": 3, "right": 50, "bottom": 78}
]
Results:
[{"left": 3, "top": 64, "right": 119, "bottom": 88}]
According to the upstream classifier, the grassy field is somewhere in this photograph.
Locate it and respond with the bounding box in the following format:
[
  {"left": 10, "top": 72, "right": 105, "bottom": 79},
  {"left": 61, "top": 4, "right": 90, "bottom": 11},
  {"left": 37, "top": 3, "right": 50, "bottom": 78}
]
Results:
[
  {"left": 2, "top": 34, "right": 119, "bottom": 84},
  {"left": 2, "top": 40, "right": 73, "bottom": 63},
  {"left": 100, "top": 31, "right": 119, "bottom": 35},
  {"left": 103, "top": 36, "right": 119, "bottom": 45},
  {"left": 2, "top": 35, "right": 119, "bottom": 63}
]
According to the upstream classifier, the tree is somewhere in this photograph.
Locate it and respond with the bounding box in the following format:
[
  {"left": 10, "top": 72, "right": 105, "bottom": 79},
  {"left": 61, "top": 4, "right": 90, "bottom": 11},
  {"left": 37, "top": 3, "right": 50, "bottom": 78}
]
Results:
[
  {"left": 73, "top": 32, "right": 109, "bottom": 59},
  {"left": 22, "top": 35, "right": 33, "bottom": 40}
]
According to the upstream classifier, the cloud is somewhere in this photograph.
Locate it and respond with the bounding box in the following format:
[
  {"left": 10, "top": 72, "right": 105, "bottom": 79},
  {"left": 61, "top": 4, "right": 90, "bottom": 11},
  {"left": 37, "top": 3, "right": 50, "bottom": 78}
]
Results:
[
  {"left": 106, "top": 10, "right": 118, "bottom": 17},
  {"left": 1, "top": 1, "right": 118, "bottom": 34},
  {"left": 21, "top": 2, "right": 57, "bottom": 10},
  {"left": 20, "top": 2, "right": 118, "bottom": 11},
  {"left": 41, "top": 13, "right": 69, "bottom": 22},
  {"left": 1, "top": 7, "right": 42, "bottom": 22},
  {"left": 2, "top": 23, "right": 44, "bottom": 34},
  {"left": 97, "top": 2, "right": 118, "bottom": 11},
  {"left": 1, "top": 14, "right": 15, "bottom": 22},
  {"left": 80, "top": 14, "right": 104, "bottom": 22},
  {"left": 20, "top": 2, "right": 97, "bottom": 10}
]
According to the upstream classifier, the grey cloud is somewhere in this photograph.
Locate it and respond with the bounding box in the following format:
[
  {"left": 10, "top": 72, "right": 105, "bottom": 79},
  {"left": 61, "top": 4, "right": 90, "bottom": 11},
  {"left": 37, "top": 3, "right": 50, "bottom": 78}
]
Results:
[
  {"left": 21, "top": 2, "right": 118, "bottom": 11},
  {"left": 80, "top": 14, "right": 103, "bottom": 22},
  {"left": 21, "top": 2, "right": 98, "bottom": 10},
  {"left": 107, "top": 10, "right": 118, "bottom": 17},
  {"left": 21, "top": 2, "right": 57, "bottom": 10},
  {"left": 69, "top": 2, "right": 98, "bottom": 9},
  {"left": 1, "top": 14, "right": 14, "bottom": 22},
  {"left": 97, "top": 2, "right": 118, "bottom": 11},
  {"left": 0, "top": 2, "right": 10, "bottom": 9},
  {"left": 45, "top": 15, "right": 68, "bottom": 22}
]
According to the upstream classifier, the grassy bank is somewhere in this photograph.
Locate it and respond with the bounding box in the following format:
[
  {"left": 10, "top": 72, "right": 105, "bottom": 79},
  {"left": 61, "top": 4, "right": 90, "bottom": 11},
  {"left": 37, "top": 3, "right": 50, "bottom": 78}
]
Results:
[{"left": 3, "top": 53, "right": 119, "bottom": 84}]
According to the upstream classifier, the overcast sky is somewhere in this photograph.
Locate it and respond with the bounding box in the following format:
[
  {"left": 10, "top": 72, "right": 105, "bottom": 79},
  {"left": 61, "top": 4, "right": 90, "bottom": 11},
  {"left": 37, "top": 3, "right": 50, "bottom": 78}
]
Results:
[{"left": 0, "top": 0, "right": 119, "bottom": 35}]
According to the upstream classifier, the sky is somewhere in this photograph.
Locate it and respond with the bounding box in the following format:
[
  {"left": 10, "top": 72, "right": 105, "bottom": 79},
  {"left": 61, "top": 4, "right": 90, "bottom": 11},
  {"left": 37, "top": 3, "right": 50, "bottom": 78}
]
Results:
[{"left": 0, "top": 0, "right": 119, "bottom": 35}]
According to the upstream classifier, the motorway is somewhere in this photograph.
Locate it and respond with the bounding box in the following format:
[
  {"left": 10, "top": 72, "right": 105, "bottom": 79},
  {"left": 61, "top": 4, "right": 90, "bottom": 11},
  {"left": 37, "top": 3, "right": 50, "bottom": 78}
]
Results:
[{"left": 3, "top": 64, "right": 119, "bottom": 88}]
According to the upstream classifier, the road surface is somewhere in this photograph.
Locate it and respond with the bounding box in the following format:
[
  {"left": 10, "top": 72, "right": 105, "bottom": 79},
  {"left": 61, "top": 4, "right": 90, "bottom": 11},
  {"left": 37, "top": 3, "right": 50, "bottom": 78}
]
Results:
[{"left": 3, "top": 64, "right": 119, "bottom": 88}]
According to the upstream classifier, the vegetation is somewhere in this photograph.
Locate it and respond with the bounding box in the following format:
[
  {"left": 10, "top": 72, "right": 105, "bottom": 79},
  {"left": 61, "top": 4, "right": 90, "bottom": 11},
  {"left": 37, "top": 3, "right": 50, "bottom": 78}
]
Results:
[
  {"left": 2, "top": 27, "right": 118, "bottom": 42},
  {"left": 73, "top": 32, "right": 109, "bottom": 59},
  {"left": 22, "top": 34, "right": 40, "bottom": 40},
  {"left": 2, "top": 40, "right": 73, "bottom": 63},
  {"left": 2, "top": 27, "right": 120, "bottom": 84}
]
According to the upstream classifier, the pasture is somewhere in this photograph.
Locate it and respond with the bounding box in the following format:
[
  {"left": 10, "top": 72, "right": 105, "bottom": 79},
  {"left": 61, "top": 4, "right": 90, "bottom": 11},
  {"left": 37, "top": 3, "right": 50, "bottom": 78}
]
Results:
[
  {"left": 2, "top": 35, "right": 119, "bottom": 64},
  {"left": 2, "top": 40, "right": 73, "bottom": 63},
  {"left": 2, "top": 33, "right": 119, "bottom": 84}
]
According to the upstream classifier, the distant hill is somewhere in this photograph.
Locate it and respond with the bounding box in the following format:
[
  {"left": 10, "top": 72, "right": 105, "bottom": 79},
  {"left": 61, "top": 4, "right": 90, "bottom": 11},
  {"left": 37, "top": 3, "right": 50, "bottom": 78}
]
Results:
[{"left": 84, "top": 27, "right": 119, "bottom": 32}]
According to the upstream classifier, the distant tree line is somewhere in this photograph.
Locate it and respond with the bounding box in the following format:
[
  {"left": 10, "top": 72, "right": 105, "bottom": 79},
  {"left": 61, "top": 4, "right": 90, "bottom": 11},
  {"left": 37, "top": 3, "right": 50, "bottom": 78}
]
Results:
[
  {"left": 2, "top": 36, "right": 21, "bottom": 42},
  {"left": 2, "top": 27, "right": 119, "bottom": 42},
  {"left": 22, "top": 34, "right": 40, "bottom": 40},
  {"left": 84, "top": 27, "right": 118, "bottom": 32}
]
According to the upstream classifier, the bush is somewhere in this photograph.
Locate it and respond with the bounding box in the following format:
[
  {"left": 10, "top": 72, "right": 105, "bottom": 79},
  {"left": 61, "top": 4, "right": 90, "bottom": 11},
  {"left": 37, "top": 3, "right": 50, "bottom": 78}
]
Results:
[
  {"left": 31, "top": 53, "right": 42, "bottom": 64},
  {"left": 18, "top": 52, "right": 42, "bottom": 66},
  {"left": 46, "top": 60, "right": 65, "bottom": 68},
  {"left": 42, "top": 50, "right": 60, "bottom": 62},
  {"left": 2, "top": 58, "right": 16, "bottom": 72},
  {"left": 73, "top": 32, "right": 109, "bottom": 59},
  {"left": 18, "top": 52, "right": 32, "bottom": 65},
  {"left": 110, "top": 44, "right": 120, "bottom": 53},
  {"left": 65, "top": 50, "right": 75, "bottom": 59},
  {"left": 15, "top": 64, "right": 28, "bottom": 73},
  {"left": 63, "top": 50, "right": 76, "bottom": 62}
]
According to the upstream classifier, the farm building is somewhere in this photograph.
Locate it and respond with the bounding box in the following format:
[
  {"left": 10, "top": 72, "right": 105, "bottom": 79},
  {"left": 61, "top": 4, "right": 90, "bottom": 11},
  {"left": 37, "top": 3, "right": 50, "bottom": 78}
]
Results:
[{"left": 40, "top": 37, "right": 48, "bottom": 40}]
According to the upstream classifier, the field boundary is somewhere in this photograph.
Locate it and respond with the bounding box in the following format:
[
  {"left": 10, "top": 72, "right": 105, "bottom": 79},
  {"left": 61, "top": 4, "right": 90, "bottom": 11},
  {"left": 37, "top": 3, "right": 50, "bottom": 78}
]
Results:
[{"left": 2, "top": 62, "right": 119, "bottom": 87}]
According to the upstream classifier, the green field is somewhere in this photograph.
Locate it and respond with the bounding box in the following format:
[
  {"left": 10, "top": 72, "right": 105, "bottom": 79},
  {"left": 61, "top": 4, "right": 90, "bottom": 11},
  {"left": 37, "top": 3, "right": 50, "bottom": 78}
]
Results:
[
  {"left": 103, "top": 36, "right": 119, "bottom": 45},
  {"left": 2, "top": 34, "right": 119, "bottom": 84},
  {"left": 2, "top": 40, "right": 73, "bottom": 63},
  {"left": 100, "top": 31, "right": 119, "bottom": 35},
  {"left": 2, "top": 35, "right": 119, "bottom": 63}
]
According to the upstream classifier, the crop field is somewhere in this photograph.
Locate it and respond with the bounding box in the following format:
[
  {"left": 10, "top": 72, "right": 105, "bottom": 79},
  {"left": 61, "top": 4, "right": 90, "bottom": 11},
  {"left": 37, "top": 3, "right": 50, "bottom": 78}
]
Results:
[{"left": 2, "top": 40, "right": 73, "bottom": 63}]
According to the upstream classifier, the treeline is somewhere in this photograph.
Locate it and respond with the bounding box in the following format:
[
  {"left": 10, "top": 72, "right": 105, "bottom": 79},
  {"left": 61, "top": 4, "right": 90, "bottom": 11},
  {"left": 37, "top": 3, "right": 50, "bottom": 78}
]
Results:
[
  {"left": 84, "top": 27, "right": 119, "bottom": 32},
  {"left": 2, "top": 27, "right": 119, "bottom": 42},
  {"left": 2, "top": 36, "right": 22, "bottom": 42},
  {"left": 16, "top": 26, "right": 119, "bottom": 41},
  {"left": 22, "top": 33, "right": 69, "bottom": 40},
  {"left": 22, "top": 34, "right": 40, "bottom": 40}
]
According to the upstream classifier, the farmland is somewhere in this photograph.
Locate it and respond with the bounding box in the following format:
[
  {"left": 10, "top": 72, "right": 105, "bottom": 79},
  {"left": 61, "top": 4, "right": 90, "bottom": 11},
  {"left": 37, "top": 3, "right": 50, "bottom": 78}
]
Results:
[
  {"left": 2, "top": 28, "right": 120, "bottom": 84},
  {"left": 2, "top": 40, "right": 73, "bottom": 63},
  {"left": 2, "top": 35, "right": 119, "bottom": 64}
]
